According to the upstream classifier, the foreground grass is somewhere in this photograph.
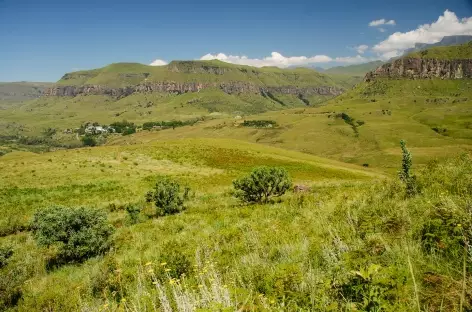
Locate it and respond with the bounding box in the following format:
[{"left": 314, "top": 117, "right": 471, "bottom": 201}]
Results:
[{"left": 0, "top": 138, "right": 471, "bottom": 311}]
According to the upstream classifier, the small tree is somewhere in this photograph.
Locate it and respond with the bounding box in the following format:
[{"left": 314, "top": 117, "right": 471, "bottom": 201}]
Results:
[
  {"left": 82, "top": 135, "right": 97, "bottom": 147},
  {"left": 233, "top": 166, "right": 292, "bottom": 203},
  {"left": 146, "top": 177, "right": 188, "bottom": 216},
  {"left": 398, "top": 140, "right": 417, "bottom": 196},
  {"left": 31, "top": 206, "right": 114, "bottom": 262},
  {"left": 125, "top": 203, "right": 141, "bottom": 224}
]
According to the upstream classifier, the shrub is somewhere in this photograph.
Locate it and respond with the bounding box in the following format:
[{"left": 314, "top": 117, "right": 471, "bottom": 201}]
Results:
[
  {"left": 31, "top": 206, "right": 114, "bottom": 262},
  {"left": 125, "top": 203, "right": 141, "bottom": 224},
  {"left": 146, "top": 177, "right": 188, "bottom": 216},
  {"left": 398, "top": 140, "right": 417, "bottom": 196},
  {"left": 233, "top": 167, "right": 292, "bottom": 203},
  {"left": 0, "top": 246, "right": 13, "bottom": 268},
  {"left": 81, "top": 135, "right": 97, "bottom": 147}
]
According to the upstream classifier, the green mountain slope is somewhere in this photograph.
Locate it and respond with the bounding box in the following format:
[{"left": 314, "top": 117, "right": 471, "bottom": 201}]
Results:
[
  {"left": 406, "top": 41, "right": 472, "bottom": 59},
  {"left": 1, "top": 61, "right": 357, "bottom": 136},
  {"left": 56, "top": 60, "right": 346, "bottom": 88}
]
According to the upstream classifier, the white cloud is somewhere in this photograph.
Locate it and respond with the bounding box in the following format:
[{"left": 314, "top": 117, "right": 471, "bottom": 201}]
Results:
[
  {"left": 199, "top": 52, "right": 333, "bottom": 68},
  {"left": 378, "top": 28, "right": 386, "bottom": 33},
  {"left": 149, "top": 59, "right": 168, "bottom": 66},
  {"left": 373, "top": 10, "right": 472, "bottom": 59},
  {"left": 356, "top": 45, "right": 369, "bottom": 54},
  {"left": 334, "top": 55, "right": 369, "bottom": 63},
  {"left": 369, "top": 19, "right": 396, "bottom": 27}
]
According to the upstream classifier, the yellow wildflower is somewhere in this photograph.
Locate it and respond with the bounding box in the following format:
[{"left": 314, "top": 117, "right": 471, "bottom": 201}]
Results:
[
  {"left": 160, "top": 262, "right": 167, "bottom": 266},
  {"left": 165, "top": 268, "right": 171, "bottom": 272},
  {"left": 121, "top": 298, "right": 127, "bottom": 302},
  {"left": 198, "top": 284, "right": 204, "bottom": 288},
  {"left": 457, "top": 224, "right": 462, "bottom": 227},
  {"left": 148, "top": 269, "right": 154, "bottom": 274},
  {"left": 145, "top": 262, "right": 152, "bottom": 266}
]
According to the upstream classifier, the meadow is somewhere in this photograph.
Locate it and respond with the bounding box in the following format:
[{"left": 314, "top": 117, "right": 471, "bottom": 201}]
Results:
[
  {"left": 1, "top": 44, "right": 471, "bottom": 311},
  {"left": 0, "top": 136, "right": 470, "bottom": 311}
]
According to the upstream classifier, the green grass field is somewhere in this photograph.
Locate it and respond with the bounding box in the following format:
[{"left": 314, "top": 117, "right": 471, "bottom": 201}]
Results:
[{"left": 1, "top": 137, "right": 471, "bottom": 311}]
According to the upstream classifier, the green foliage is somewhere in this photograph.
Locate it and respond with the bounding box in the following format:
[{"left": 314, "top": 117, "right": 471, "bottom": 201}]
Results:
[
  {"left": 142, "top": 118, "right": 201, "bottom": 131},
  {"left": 110, "top": 120, "right": 136, "bottom": 135},
  {"left": 335, "top": 112, "right": 364, "bottom": 136},
  {"left": 0, "top": 245, "right": 13, "bottom": 268},
  {"left": 146, "top": 177, "right": 188, "bottom": 216},
  {"left": 41, "top": 127, "right": 57, "bottom": 138},
  {"left": 398, "top": 140, "right": 417, "bottom": 196},
  {"left": 335, "top": 264, "right": 406, "bottom": 311},
  {"left": 90, "top": 256, "right": 124, "bottom": 301},
  {"left": 125, "top": 203, "right": 142, "bottom": 224},
  {"left": 419, "top": 204, "right": 471, "bottom": 258},
  {"left": 242, "top": 120, "right": 278, "bottom": 128},
  {"left": 31, "top": 206, "right": 114, "bottom": 262},
  {"left": 81, "top": 135, "right": 97, "bottom": 147},
  {"left": 233, "top": 166, "right": 292, "bottom": 203}
]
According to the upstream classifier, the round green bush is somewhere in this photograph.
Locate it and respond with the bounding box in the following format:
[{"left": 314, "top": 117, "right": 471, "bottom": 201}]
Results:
[
  {"left": 233, "top": 166, "right": 292, "bottom": 203},
  {"left": 31, "top": 206, "right": 114, "bottom": 262}
]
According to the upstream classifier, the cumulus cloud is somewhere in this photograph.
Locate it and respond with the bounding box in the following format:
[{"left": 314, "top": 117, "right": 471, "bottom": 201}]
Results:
[
  {"left": 149, "top": 59, "right": 168, "bottom": 66},
  {"left": 369, "top": 19, "right": 396, "bottom": 27},
  {"left": 200, "top": 52, "right": 333, "bottom": 68},
  {"left": 355, "top": 45, "right": 369, "bottom": 54},
  {"left": 373, "top": 10, "right": 472, "bottom": 59},
  {"left": 199, "top": 52, "right": 370, "bottom": 67}
]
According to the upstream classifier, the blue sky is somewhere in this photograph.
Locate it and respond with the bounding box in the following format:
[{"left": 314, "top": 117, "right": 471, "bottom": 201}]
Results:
[{"left": 0, "top": 0, "right": 471, "bottom": 81}]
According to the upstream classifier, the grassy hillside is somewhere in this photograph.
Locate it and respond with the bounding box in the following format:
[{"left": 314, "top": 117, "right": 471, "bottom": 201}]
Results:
[
  {"left": 56, "top": 60, "right": 346, "bottom": 88},
  {"left": 0, "top": 61, "right": 359, "bottom": 137},
  {"left": 1, "top": 137, "right": 471, "bottom": 311},
  {"left": 406, "top": 41, "right": 472, "bottom": 59},
  {"left": 106, "top": 79, "right": 472, "bottom": 172},
  {"left": 324, "top": 60, "right": 384, "bottom": 76}
]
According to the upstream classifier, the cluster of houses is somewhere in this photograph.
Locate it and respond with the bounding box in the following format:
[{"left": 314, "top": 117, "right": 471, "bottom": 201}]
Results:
[
  {"left": 62, "top": 124, "right": 116, "bottom": 135},
  {"left": 84, "top": 125, "right": 116, "bottom": 135}
]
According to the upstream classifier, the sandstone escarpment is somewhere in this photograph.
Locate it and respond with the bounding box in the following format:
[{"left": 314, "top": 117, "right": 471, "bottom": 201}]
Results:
[
  {"left": 365, "top": 58, "right": 472, "bottom": 81},
  {"left": 43, "top": 82, "right": 344, "bottom": 98}
]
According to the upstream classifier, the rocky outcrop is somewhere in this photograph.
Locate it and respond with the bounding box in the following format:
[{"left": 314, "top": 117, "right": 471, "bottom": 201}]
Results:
[
  {"left": 364, "top": 58, "right": 472, "bottom": 81},
  {"left": 43, "top": 82, "right": 344, "bottom": 98},
  {"left": 167, "top": 61, "right": 230, "bottom": 75}
]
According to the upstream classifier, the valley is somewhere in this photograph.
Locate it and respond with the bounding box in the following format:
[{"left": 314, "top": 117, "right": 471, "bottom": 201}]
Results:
[{"left": 0, "top": 41, "right": 471, "bottom": 311}]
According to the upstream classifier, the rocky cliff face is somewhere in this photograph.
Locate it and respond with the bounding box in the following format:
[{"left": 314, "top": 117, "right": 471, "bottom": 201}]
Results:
[
  {"left": 43, "top": 82, "right": 344, "bottom": 98},
  {"left": 365, "top": 58, "right": 472, "bottom": 81}
]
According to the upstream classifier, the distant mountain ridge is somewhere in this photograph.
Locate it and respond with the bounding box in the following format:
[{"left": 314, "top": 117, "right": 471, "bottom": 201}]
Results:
[
  {"left": 402, "top": 35, "right": 472, "bottom": 55},
  {"left": 0, "top": 82, "right": 53, "bottom": 102},
  {"left": 323, "top": 61, "right": 384, "bottom": 76},
  {"left": 365, "top": 42, "right": 472, "bottom": 81}
]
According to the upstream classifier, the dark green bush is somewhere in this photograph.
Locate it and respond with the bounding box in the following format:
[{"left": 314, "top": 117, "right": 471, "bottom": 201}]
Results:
[
  {"left": 81, "top": 135, "right": 97, "bottom": 147},
  {"left": 0, "top": 245, "right": 13, "bottom": 268},
  {"left": 398, "top": 140, "right": 417, "bottom": 196},
  {"left": 31, "top": 206, "right": 114, "bottom": 262},
  {"left": 233, "top": 167, "right": 292, "bottom": 203},
  {"left": 125, "top": 203, "right": 142, "bottom": 224},
  {"left": 146, "top": 177, "right": 188, "bottom": 216}
]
